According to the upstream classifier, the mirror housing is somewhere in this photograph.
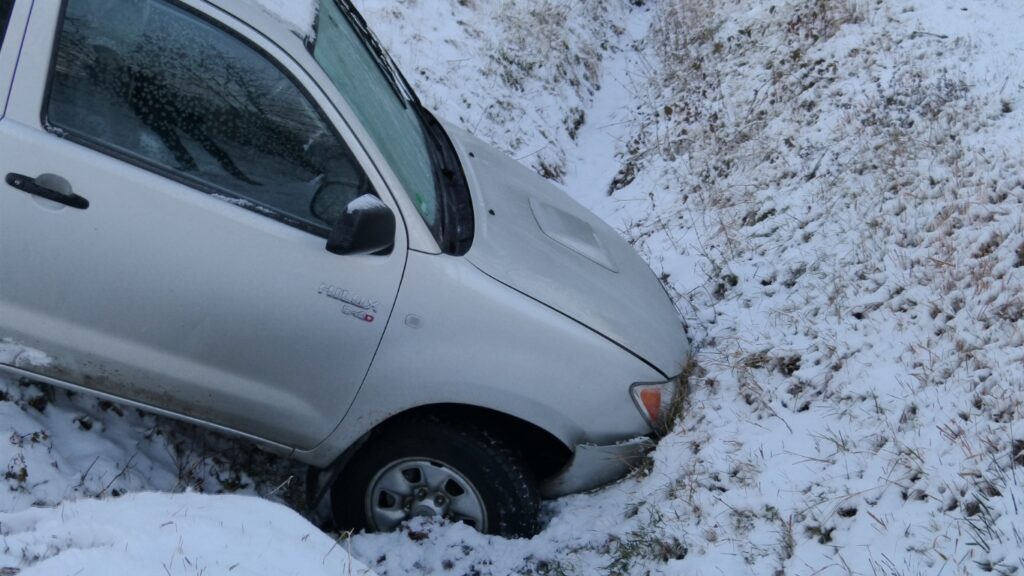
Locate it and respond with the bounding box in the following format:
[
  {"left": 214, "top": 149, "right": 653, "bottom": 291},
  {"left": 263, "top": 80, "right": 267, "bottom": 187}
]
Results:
[{"left": 326, "top": 194, "right": 396, "bottom": 256}]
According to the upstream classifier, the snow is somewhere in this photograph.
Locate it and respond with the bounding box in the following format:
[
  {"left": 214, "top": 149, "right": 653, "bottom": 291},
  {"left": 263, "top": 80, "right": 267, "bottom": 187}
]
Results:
[
  {"left": 0, "top": 340, "right": 51, "bottom": 368},
  {"left": 346, "top": 193, "right": 383, "bottom": 213},
  {"left": 0, "top": 376, "right": 319, "bottom": 574},
  {"left": 211, "top": 193, "right": 256, "bottom": 209},
  {"left": 245, "top": 0, "right": 317, "bottom": 36},
  {"left": 0, "top": 492, "right": 374, "bottom": 575},
  {"left": 1, "top": 0, "right": 1022, "bottom": 574}
]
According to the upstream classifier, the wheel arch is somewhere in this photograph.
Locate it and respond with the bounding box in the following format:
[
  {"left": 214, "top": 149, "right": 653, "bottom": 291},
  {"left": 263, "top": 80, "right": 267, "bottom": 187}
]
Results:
[
  {"left": 319, "top": 403, "right": 555, "bottom": 536},
  {"left": 370, "top": 403, "right": 573, "bottom": 481},
  {"left": 305, "top": 404, "right": 575, "bottom": 526}
]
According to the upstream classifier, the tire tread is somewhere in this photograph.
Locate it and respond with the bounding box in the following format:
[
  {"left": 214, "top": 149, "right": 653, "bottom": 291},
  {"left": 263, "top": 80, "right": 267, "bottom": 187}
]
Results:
[{"left": 331, "top": 416, "right": 541, "bottom": 537}]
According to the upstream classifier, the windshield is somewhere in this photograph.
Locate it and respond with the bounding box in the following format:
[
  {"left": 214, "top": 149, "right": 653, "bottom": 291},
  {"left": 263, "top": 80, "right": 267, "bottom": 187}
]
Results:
[{"left": 311, "top": 0, "right": 440, "bottom": 232}]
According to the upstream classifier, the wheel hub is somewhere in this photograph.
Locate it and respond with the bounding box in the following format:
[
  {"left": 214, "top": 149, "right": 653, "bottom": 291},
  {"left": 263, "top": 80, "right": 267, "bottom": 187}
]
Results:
[
  {"left": 408, "top": 488, "right": 449, "bottom": 517},
  {"left": 366, "top": 458, "right": 487, "bottom": 532}
]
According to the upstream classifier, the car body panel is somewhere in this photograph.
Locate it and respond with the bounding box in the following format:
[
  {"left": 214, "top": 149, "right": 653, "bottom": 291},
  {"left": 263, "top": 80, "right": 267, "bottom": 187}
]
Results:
[
  {"left": 540, "top": 436, "right": 655, "bottom": 498},
  {"left": 297, "top": 250, "right": 661, "bottom": 467},
  {"left": 445, "top": 124, "right": 690, "bottom": 378},
  {"left": 0, "top": 363, "right": 296, "bottom": 456}
]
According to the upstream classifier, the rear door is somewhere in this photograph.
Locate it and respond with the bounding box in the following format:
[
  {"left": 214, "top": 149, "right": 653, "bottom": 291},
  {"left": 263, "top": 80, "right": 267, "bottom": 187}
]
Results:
[{"left": 0, "top": 0, "right": 407, "bottom": 450}]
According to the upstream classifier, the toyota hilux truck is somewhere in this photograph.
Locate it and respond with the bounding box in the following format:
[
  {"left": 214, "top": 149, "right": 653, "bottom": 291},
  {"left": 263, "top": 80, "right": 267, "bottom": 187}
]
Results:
[{"left": 0, "top": 0, "right": 690, "bottom": 536}]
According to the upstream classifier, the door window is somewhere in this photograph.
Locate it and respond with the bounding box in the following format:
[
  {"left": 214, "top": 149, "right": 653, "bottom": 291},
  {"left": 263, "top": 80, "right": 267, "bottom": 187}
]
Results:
[
  {"left": 46, "top": 0, "right": 373, "bottom": 232},
  {"left": 0, "top": 0, "right": 14, "bottom": 51}
]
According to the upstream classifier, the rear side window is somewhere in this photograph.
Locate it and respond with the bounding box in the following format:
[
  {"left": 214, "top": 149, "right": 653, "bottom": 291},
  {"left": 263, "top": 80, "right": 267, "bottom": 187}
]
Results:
[
  {"left": 46, "top": 0, "right": 374, "bottom": 233},
  {"left": 0, "top": 0, "right": 15, "bottom": 51}
]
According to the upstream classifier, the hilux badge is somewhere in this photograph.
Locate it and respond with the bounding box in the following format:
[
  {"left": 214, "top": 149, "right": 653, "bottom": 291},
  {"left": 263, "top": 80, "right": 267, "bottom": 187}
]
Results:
[{"left": 318, "top": 284, "right": 378, "bottom": 322}]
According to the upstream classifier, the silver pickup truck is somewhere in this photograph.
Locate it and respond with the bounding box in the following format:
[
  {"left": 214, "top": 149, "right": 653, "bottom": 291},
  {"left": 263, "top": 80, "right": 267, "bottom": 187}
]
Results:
[{"left": 0, "top": 0, "right": 689, "bottom": 536}]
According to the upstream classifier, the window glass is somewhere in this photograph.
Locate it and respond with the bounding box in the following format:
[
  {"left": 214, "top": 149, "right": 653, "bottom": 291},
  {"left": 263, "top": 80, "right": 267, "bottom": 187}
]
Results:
[
  {"left": 313, "top": 0, "right": 439, "bottom": 229},
  {"left": 47, "top": 0, "right": 372, "bottom": 231},
  {"left": 1, "top": 0, "right": 15, "bottom": 52}
]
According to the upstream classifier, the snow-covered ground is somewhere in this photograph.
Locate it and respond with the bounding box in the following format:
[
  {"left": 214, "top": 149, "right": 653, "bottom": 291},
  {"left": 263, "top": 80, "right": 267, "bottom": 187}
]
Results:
[
  {"left": 352, "top": 0, "right": 1024, "bottom": 573},
  {"left": 0, "top": 492, "right": 373, "bottom": 575},
  {"left": 2, "top": 0, "right": 1022, "bottom": 574},
  {"left": 0, "top": 355, "right": 332, "bottom": 574}
]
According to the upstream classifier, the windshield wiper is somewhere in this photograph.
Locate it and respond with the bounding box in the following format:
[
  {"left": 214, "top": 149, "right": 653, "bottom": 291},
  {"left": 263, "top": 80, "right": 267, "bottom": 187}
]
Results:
[
  {"left": 413, "top": 107, "right": 456, "bottom": 249},
  {"left": 413, "top": 106, "right": 473, "bottom": 254}
]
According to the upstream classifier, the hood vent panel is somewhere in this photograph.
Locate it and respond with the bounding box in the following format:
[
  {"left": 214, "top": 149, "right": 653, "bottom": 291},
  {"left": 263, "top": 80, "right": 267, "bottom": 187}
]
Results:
[{"left": 530, "top": 198, "right": 618, "bottom": 273}]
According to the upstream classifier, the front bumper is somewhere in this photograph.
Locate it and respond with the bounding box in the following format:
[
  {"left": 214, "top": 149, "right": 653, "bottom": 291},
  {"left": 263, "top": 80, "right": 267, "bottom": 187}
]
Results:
[{"left": 540, "top": 436, "right": 655, "bottom": 498}]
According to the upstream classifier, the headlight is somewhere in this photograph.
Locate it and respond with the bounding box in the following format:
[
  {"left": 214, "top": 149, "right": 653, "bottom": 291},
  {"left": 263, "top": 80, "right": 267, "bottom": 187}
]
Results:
[{"left": 630, "top": 378, "right": 679, "bottom": 433}]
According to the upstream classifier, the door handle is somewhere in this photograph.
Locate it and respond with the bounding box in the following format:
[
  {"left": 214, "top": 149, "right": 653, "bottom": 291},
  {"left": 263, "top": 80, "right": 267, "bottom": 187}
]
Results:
[{"left": 5, "top": 173, "right": 90, "bottom": 210}]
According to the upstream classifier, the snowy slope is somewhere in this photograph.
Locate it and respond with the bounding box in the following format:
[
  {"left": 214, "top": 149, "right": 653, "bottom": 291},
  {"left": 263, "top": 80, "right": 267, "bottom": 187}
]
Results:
[
  {"left": 350, "top": 0, "right": 1024, "bottom": 574},
  {"left": 355, "top": 0, "right": 625, "bottom": 183}
]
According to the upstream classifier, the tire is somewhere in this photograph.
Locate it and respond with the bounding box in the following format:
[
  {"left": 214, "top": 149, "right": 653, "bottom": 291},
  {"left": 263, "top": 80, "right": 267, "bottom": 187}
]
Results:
[{"left": 331, "top": 418, "right": 541, "bottom": 537}]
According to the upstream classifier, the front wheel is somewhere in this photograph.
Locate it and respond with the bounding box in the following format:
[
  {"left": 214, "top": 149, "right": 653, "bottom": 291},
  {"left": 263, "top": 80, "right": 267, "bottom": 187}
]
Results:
[{"left": 331, "top": 418, "right": 541, "bottom": 537}]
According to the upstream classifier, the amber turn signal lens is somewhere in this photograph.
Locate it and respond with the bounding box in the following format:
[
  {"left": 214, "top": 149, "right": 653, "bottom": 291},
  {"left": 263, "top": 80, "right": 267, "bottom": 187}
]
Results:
[{"left": 639, "top": 388, "right": 662, "bottom": 422}]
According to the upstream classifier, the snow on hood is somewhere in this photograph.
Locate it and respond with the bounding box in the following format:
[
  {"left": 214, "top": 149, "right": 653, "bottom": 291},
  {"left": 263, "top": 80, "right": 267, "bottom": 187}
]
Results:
[{"left": 0, "top": 492, "right": 375, "bottom": 575}]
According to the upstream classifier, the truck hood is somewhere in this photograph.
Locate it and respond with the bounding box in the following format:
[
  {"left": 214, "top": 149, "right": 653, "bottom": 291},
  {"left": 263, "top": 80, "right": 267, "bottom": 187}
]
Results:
[{"left": 445, "top": 125, "right": 689, "bottom": 377}]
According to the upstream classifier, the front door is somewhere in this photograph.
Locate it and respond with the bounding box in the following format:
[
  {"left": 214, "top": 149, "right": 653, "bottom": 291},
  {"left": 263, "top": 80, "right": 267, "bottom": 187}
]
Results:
[{"left": 0, "top": 0, "right": 407, "bottom": 450}]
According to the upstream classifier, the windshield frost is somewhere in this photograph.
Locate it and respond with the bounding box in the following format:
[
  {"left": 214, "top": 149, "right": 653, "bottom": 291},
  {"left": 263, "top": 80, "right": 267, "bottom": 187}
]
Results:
[{"left": 312, "top": 0, "right": 440, "bottom": 230}]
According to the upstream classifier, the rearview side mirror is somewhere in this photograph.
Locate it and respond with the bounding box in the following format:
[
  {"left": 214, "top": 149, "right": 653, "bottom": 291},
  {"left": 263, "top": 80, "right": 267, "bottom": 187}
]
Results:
[{"left": 325, "top": 194, "right": 396, "bottom": 256}]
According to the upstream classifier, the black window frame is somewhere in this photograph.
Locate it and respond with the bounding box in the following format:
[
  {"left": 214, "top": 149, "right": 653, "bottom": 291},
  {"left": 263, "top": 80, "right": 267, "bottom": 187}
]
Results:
[
  {"left": 42, "top": 0, "right": 375, "bottom": 239},
  {"left": 0, "top": 0, "right": 15, "bottom": 52}
]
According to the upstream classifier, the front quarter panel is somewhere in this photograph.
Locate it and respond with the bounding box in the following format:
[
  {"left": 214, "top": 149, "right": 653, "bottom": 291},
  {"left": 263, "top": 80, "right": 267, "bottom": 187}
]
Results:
[{"left": 298, "top": 251, "right": 660, "bottom": 467}]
